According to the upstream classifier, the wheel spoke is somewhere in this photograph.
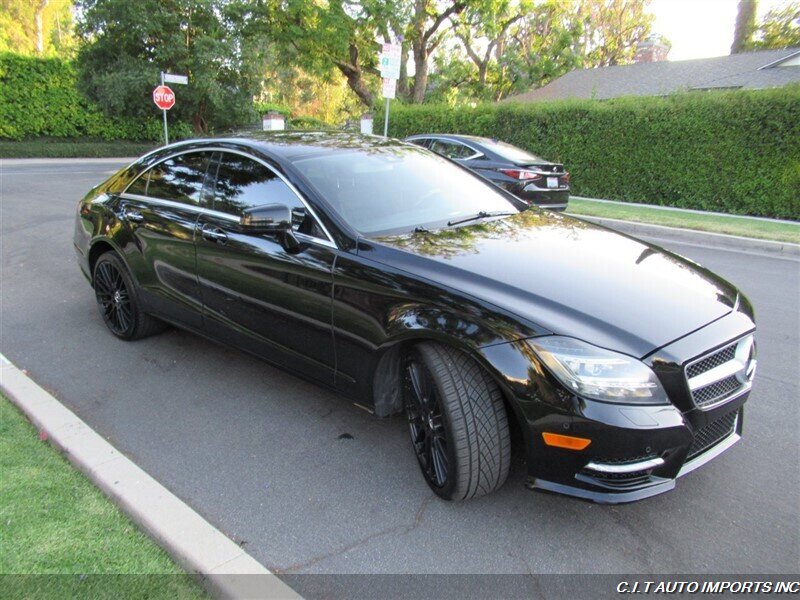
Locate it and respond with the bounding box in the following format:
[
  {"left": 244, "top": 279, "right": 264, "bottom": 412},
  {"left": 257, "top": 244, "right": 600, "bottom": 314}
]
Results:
[
  {"left": 407, "top": 362, "right": 426, "bottom": 404},
  {"left": 95, "top": 266, "right": 112, "bottom": 294},
  {"left": 431, "top": 436, "right": 448, "bottom": 486}
]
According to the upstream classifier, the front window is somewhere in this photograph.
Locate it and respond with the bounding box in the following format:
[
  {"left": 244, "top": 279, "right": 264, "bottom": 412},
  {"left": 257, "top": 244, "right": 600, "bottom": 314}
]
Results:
[{"left": 291, "top": 146, "right": 519, "bottom": 236}]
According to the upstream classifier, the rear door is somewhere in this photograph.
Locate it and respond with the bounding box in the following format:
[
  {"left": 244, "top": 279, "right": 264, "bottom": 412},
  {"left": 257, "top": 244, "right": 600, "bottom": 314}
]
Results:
[
  {"left": 118, "top": 151, "right": 214, "bottom": 328},
  {"left": 195, "top": 151, "right": 337, "bottom": 385}
]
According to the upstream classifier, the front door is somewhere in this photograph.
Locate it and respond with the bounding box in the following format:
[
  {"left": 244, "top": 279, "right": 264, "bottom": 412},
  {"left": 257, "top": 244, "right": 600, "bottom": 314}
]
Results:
[{"left": 195, "top": 151, "right": 337, "bottom": 385}]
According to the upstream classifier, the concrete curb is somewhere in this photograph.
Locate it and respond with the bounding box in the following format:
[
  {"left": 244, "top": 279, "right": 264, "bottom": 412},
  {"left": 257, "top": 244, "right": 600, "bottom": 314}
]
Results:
[
  {"left": 0, "top": 353, "right": 301, "bottom": 600},
  {"left": 571, "top": 215, "right": 800, "bottom": 258}
]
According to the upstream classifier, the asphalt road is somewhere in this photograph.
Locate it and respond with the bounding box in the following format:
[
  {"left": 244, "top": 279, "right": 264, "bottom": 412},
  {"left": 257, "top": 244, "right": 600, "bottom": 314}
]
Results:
[{"left": 1, "top": 160, "right": 798, "bottom": 587}]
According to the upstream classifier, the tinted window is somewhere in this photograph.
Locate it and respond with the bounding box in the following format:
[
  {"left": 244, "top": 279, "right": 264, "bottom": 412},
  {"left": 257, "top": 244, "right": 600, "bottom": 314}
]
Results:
[
  {"left": 146, "top": 153, "right": 211, "bottom": 205},
  {"left": 477, "top": 139, "right": 545, "bottom": 163},
  {"left": 125, "top": 172, "right": 149, "bottom": 196},
  {"left": 429, "top": 139, "right": 477, "bottom": 160},
  {"left": 292, "top": 146, "right": 518, "bottom": 236},
  {"left": 212, "top": 153, "right": 324, "bottom": 238}
]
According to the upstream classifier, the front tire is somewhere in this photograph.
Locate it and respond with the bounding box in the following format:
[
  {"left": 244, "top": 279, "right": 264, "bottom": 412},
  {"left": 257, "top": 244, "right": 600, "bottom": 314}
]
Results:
[
  {"left": 404, "top": 343, "right": 511, "bottom": 501},
  {"left": 93, "top": 252, "right": 165, "bottom": 340}
]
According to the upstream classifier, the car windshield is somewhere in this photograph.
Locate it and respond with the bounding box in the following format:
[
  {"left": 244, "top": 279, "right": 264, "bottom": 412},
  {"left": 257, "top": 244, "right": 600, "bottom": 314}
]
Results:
[
  {"left": 291, "top": 146, "right": 519, "bottom": 236},
  {"left": 476, "top": 139, "right": 545, "bottom": 163}
]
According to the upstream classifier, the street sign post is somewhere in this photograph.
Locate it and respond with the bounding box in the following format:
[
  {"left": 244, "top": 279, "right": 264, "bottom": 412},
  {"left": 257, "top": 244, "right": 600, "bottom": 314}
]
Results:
[
  {"left": 154, "top": 72, "right": 188, "bottom": 145},
  {"left": 379, "top": 42, "right": 402, "bottom": 137}
]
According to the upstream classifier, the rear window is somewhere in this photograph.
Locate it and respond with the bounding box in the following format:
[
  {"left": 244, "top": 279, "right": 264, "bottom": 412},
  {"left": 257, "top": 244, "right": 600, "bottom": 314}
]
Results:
[
  {"left": 479, "top": 139, "right": 545, "bottom": 163},
  {"left": 146, "top": 153, "right": 212, "bottom": 206}
]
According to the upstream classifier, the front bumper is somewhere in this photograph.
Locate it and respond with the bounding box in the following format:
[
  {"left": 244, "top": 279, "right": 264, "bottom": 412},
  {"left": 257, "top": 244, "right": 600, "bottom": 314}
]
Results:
[
  {"left": 527, "top": 396, "right": 746, "bottom": 504},
  {"left": 485, "top": 307, "right": 756, "bottom": 504}
]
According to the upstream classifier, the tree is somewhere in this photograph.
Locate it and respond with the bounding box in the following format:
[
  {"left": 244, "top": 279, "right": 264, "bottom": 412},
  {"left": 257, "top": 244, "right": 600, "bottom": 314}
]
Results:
[
  {"left": 501, "top": 0, "right": 584, "bottom": 97},
  {"left": 407, "top": 0, "right": 467, "bottom": 102},
  {"left": 731, "top": 0, "right": 758, "bottom": 53},
  {"left": 450, "top": 0, "right": 528, "bottom": 90},
  {"left": 0, "top": 0, "right": 75, "bottom": 56},
  {"left": 251, "top": 0, "right": 404, "bottom": 107},
  {"left": 576, "top": 0, "right": 654, "bottom": 67},
  {"left": 76, "top": 0, "right": 262, "bottom": 133},
  {"left": 746, "top": 2, "right": 800, "bottom": 50}
]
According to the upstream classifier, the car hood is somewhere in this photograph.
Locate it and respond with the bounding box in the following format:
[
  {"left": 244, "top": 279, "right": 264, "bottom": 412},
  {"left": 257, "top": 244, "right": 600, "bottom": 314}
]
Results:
[{"left": 368, "top": 210, "right": 738, "bottom": 358}]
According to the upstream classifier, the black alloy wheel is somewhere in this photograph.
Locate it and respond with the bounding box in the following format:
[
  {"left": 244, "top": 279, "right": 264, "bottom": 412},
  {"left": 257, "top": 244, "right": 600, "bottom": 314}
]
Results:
[
  {"left": 405, "top": 357, "right": 449, "bottom": 488},
  {"left": 403, "top": 343, "right": 511, "bottom": 501},
  {"left": 93, "top": 252, "right": 165, "bottom": 340}
]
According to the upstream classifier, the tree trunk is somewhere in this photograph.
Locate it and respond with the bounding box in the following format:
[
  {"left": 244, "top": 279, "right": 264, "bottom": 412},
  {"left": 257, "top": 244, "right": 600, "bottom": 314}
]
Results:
[
  {"left": 35, "top": 0, "right": 48, "bottom": 55},
  {"left": 398, "top": 42, "right": 410, "bottom": 98},
  {"left": 337, "top": 63, "right": 375, "bottom": 107},
  {"left": 731, "top": 0, "right": 757, "bottom": 53},
  {"left": 412, "top": 46, "right": 427, "bottom": 103}
]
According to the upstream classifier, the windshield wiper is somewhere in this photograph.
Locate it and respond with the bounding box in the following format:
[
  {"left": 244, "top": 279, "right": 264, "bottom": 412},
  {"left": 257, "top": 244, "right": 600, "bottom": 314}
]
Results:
[{"left": 447, "top": 210, "right": 517, "bottom": 227}]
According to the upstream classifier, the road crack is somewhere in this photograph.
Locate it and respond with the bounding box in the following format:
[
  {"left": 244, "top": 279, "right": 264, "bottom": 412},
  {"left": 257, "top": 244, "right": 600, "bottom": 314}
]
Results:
[{"left": 275, "top": 494, "right": 435, "bottom": 574}]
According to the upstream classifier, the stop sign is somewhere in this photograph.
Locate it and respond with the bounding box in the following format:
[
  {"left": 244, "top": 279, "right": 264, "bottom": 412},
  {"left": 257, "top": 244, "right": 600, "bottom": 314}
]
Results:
[{"left": 152, "top": 85, "right": 175, "bottom": 110}]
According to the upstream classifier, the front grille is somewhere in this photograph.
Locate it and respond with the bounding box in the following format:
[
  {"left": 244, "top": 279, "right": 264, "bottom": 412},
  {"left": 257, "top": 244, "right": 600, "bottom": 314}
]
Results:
[
  {"left": 687, "top": 411, "right": 737, "bottom": 459},
  {"left": 684, "top": 335, "right": 755, "bottom": 408},
  {"left": 692, "top": 374, "right": 741, "bottom": 406},
  {"left": 686, "top": 343, "right": 736, "bottom": 379}
]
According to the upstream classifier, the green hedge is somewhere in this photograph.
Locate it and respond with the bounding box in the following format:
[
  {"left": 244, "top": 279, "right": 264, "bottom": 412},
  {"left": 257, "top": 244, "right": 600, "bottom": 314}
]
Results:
[
  {"left": 0, "top": 53, "right": 191, "bottom": 142},
  {"left": 379, "top": 89, "right": 800, "bottom": 219}
]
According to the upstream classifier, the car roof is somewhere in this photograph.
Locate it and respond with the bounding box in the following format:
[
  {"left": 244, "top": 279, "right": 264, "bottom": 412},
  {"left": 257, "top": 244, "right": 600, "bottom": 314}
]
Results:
[
  {"left": 159, "top": 131, "right": 412, "bottom": 161},
  {"left": 406, "top": 133, "right": 500, "bottom": 146}
]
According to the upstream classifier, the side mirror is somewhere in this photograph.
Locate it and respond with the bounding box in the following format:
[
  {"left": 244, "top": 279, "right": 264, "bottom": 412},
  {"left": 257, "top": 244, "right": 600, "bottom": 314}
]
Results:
[
  {"left": 240, "top": 203, "right": 292, "bottom": 234},
  {"left": 240, "top": 203, "right": 301, "bottom": 252}
]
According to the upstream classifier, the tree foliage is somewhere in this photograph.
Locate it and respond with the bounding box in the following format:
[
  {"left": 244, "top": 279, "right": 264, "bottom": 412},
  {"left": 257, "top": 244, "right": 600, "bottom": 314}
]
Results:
[
  {"left": 746, "top": 2, "right": 800, "bottom": 51},
  {"left": 433, "top": 0, "right": 650, "bottom": 104},
  {"left": 0, "top": 0, "right": 76, "bottom": 56},
  {"left": 576, "top": 0, "right": 654, "bottom": 67},
  {"left": 75, "top": 0, "right": 263, "bottom": 133},
  {"left": 0, "top": 52, "right": 186, "bottom": 141}
]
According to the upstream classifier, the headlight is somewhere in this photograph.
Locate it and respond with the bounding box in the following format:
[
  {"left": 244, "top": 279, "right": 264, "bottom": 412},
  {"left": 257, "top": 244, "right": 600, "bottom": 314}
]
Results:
[{"left": 527, "top": 336, "right": 669, "bottom": 405}]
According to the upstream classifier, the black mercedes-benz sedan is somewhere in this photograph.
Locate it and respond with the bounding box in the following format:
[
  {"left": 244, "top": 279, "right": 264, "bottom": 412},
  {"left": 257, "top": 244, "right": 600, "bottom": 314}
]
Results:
[
  {"left": 74, "top": 132, "right": 756, "bottom": 504},
  {"left": 405, "top": 133, "right": 570, "bottom": 210}
]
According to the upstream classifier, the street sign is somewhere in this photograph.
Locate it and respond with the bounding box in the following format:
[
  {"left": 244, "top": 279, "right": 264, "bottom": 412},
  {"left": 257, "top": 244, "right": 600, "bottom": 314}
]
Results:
[
  {"left": 162, "top": 73, "right": 188, "bottom": 85},
  {"left": 152, "top": 85, "right": 175, "bottom": 110},
  {"left": 379, "top": 43, "right": 402, "bottom": 80},
  {"left": 154, "top": 72, "right": 187, "bottom": 146},
  {"left": 379, "top": 43, "right": 402, "bottom": 137},
  {"left": 382, "top": 78, "right": 397, "bottom": 99}
]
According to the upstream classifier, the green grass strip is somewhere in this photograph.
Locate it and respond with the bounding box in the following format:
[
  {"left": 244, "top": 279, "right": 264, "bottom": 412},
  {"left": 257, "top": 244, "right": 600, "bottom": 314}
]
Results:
[
  {"left": 566, "top": 198, "right": 800, "bottom": 244},
  {"left": 0, "top": 395, "right": 206, "bottom": 598}
]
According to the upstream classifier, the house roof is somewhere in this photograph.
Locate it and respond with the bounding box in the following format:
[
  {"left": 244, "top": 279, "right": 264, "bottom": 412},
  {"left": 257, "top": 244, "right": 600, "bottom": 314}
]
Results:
[{"left": 505, "top": 48, "right": 800, "bottom": 102}]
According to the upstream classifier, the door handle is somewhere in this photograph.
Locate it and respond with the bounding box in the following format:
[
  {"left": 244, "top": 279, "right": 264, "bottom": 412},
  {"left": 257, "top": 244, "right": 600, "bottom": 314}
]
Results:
[
  {"left": 200, "top": 224, "right": 228, "bottom": 243},
  {"left": 122, "top": 208, "right": 144, "bottom": 223}
]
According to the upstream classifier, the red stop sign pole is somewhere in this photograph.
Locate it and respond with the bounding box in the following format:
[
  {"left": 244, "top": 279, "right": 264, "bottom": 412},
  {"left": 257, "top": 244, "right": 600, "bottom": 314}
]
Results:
[{"left": 153, "top": 78, "right": 176, "bottom": 145}]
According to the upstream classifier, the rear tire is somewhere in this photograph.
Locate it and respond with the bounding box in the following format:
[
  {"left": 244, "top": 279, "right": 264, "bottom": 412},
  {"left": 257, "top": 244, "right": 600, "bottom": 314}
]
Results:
[
  {"left": 403, "top": 343, "right": 511, "bottom": 501},
  {"left": 93, "top": 252, "right": 165, "bottom": 340}
]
